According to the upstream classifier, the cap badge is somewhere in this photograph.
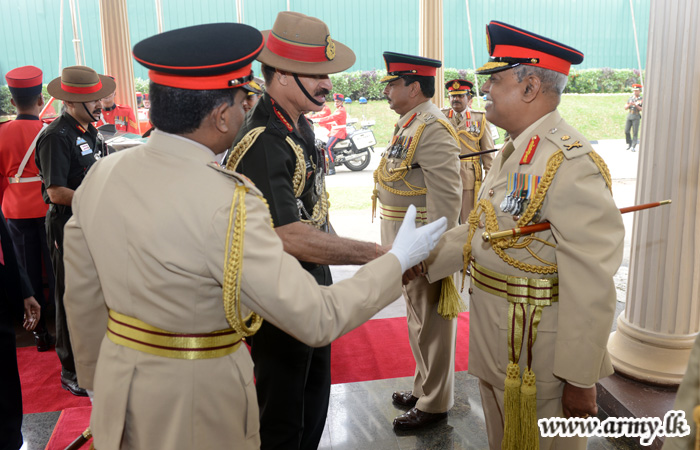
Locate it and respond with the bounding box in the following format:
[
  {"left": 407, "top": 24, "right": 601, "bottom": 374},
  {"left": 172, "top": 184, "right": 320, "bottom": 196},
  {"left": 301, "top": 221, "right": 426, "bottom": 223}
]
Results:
[
  {"left": 325, "top": 35, "right": 336, "bottom": 61},
  {"left": 452, "top": 81, "right": 460, "bottom": 90}
]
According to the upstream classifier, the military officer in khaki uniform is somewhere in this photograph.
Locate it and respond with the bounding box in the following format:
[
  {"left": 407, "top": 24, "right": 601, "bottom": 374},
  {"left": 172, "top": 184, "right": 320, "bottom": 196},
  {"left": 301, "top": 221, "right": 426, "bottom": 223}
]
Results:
[
  {"left": 373, "top": 52, "right": 462, "bottom": 430},
  {"left": 441, "top": 78, "right": 495, "bottom": 223},
  {"left": 62, "top": 24, "right": 447, "bottom": 450},
  {"left": 423, "top": 21, "right": 625, "bottom": 449}
]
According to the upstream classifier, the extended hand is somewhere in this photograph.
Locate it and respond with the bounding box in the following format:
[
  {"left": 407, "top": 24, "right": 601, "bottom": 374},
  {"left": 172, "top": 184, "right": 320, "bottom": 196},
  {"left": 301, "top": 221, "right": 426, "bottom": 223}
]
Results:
[
  {"left": 402, "top": 263, "right": 424, "bottom": 285},
  {"left": 562, "top": 383, "right": 598, "bottom": 418},
  {"left": 388, "top": 205, "right": 447, "bottom": 272}
]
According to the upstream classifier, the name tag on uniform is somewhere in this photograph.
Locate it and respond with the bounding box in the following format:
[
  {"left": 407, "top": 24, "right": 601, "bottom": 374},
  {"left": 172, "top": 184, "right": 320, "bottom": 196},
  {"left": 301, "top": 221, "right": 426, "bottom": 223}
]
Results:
[{"left": 80, "top": 143, "right": 93, "bottom": 155}]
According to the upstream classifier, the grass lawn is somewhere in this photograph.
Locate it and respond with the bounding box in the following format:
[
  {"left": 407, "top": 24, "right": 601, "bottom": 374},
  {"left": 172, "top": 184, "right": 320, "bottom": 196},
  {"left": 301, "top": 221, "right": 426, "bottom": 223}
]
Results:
[{"left": 340, "top": 93, "right": 630, "bottom": 147}]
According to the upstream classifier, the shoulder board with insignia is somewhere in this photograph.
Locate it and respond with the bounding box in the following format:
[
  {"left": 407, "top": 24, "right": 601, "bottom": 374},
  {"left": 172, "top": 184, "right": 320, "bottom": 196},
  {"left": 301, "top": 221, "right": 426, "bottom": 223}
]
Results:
[
  {"left": 208, "top": 162, "right": 263, "bottom": 195},
  {"left": 545, "top": 127, "right": 592, "bottom": 160},
  {"left": 416, "top": 112, "right": 438, "bottom": 125}
]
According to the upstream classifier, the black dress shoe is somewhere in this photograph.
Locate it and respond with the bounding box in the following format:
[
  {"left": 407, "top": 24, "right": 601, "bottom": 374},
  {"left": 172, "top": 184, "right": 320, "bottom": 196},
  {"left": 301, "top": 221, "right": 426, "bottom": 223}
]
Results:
[
  {"left": 33, "top": 331, "right": 55, "bottom": 352},
  {"left": 61, "top": 375, "right": 88, "bottom": 397},
  {"left": 393, "top": 407, "right": 447, "bottom": 430},
  {"left": 392, "top": 390, "right": 419, "bottom": 407}
]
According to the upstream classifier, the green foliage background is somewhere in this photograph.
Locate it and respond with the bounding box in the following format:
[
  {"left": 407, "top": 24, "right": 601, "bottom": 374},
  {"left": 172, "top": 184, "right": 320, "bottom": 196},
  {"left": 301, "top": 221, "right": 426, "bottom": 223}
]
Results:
[{"left": 0, "top": 68, "right": 642, "bottom": 116}]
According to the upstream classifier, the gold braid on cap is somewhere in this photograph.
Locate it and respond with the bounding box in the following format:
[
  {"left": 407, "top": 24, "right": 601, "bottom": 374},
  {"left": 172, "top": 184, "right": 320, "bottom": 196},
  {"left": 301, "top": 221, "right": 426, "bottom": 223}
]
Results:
[
  {"left": 227, "top": 127, "right": 329, "bottom": 229},
  {"left": 223, "top": 185, "right": 262, "bottom": 336}
]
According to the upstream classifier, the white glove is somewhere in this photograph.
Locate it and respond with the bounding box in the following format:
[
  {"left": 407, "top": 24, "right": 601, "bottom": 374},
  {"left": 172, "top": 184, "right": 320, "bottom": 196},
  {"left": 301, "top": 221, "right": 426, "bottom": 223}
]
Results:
[{"left": 388, "top": 204, "right": 448, "bottom": 272}]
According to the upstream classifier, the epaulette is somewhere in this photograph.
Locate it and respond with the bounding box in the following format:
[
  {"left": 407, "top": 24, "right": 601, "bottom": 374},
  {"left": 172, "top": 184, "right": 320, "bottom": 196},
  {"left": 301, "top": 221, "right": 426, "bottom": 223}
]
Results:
[
  {"left": 544, "top": 127, "right": 592, "bottom": 160},
  {"left": 470, "top": 110, "right": 487, "bottom": 116},
  {"left": 207, "top": 162, "right": 263, "bottom": 196},
  {"left": 415, "top": 111, "right": 438, "bottom": 125}
]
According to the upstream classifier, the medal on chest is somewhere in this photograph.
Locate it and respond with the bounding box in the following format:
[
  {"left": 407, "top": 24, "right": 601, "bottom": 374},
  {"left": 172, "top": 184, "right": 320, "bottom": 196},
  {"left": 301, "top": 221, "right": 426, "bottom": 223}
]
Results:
[{"left": 500, "top": 172, "right": 541, "bottom": 216}]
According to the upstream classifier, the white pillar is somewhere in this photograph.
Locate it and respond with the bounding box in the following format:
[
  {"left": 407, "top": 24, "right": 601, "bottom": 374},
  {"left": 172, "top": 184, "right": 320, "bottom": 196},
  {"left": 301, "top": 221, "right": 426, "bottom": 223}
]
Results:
[
  {"left": 607, "top": 0, "right": 700, "bottom": 385},
  {"left": 419, "top": 0, "right": 444, "bottom": 108},
  {"left": 99, "top": 0, "right": 140, "bottom": 132}
]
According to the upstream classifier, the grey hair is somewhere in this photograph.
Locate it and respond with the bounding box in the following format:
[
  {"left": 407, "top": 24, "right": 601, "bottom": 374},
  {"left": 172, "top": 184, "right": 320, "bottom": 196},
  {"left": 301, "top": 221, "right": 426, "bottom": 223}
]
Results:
[{"left": 512, "top": 65, "right": 568, "bottom": 97}]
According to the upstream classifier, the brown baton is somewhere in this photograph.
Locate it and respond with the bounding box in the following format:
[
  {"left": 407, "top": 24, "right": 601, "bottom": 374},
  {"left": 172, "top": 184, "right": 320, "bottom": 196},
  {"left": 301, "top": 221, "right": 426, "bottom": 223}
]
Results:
[
  {"left": 482, "top": 200, "right": 672, "bottom": 242},
  {"left": 64, "top": 427, "right": 92, "bottom": 450}
]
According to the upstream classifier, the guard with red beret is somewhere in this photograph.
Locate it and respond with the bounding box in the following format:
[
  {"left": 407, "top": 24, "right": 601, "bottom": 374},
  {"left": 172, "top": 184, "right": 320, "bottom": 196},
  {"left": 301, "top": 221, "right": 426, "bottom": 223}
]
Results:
[
  {"left": 62, "top": 21, "right": 445, "bottom": 450},
  {"left": 442, "top": 78, "right": 495, "bottom": 223},
  {"left": 34, "top": 65, "right": 114, "bottom": 398},
  {"left": 94, "top": 76, "right": 138, "bottom": 133},
  {"left": 317, "top": 92, "right": 347, "bottom": 174},
  {"left": 374, "top": 51, "right": 463, "bottom": 431},
  {"left": 423, "top": 21, "right": 624, "bottom": 450},
  {"left": 0, "top": 66, "right": 56, "bottom": 353}
]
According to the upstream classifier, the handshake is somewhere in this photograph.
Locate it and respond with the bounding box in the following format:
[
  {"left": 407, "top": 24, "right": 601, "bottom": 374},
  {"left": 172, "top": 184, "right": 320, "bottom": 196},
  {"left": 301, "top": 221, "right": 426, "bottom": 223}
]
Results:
[{"left": 388, "top": 205, "right": 447, "bottom": 283}]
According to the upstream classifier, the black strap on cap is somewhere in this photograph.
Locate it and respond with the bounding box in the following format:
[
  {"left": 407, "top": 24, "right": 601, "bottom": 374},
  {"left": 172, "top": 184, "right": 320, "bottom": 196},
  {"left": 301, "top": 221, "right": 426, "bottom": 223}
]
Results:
[{"left": 293, "top": 74, "right": 325, "bottom": 107}]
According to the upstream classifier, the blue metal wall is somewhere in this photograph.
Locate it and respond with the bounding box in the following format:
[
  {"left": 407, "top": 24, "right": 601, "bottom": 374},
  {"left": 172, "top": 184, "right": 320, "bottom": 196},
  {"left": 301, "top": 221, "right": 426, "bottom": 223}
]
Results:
[{"left": 0, "top": 0, "right": 649, "bottom": 84}]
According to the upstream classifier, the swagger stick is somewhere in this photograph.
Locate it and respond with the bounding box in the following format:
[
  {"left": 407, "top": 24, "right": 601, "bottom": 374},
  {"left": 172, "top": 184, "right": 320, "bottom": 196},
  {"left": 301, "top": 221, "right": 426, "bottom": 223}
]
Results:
[
  {"left": 63, "top": 427, "right": 92, "bottom": 450},
  {"left": 388, "top": 147, "right": 500, "bottom": 174},
  {"left": 482, "top": 200, "right": 672, "bottom": 243}
]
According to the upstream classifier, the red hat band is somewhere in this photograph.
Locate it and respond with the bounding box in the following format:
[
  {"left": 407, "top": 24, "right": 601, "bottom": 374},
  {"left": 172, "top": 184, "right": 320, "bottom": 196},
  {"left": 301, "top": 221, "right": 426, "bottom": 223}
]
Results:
[
  {"left": 61, "top": 80, "right": 104, "bottom": 95},
  {"left": 388, "top": 62, "right": 437, "bottom": 77},
  {"left": 492, "top": 45, "right": 572, "bottom": 75},
  {"left": 266, "top": 32, "right": 331, "bottom": 63},
  {"left": 148, "top": 65, "right": 253, "bottom": 90}
]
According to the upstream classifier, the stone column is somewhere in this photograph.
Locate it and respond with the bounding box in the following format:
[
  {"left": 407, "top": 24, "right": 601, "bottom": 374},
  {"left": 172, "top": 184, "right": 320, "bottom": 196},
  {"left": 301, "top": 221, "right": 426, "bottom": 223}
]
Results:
[
  {"left": 99, "top": 0, "right": 140, "bottom": 132},
  {"left": 418, "top": 0, "right": 444, "bottom": 108},
  {"left": 607, "top": 0, "right": 700, "bottom": 385}
]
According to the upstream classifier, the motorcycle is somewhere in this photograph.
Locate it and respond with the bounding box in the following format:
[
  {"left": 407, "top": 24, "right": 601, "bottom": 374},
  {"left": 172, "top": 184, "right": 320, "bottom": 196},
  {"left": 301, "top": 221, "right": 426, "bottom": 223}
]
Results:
[{"left": 313, "top": 118, "right": 377, "bottom": 172}]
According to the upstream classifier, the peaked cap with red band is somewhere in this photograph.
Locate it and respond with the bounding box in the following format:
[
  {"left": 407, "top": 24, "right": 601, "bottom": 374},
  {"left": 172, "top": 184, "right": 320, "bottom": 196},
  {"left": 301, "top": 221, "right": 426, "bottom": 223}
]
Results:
[
  {"left": 5, "top": 65, "right": 43, "bottom": 98},
  {"left": 133, "top": 23, "right": 263, "bottom": 90},
  {"left": 47, "top": 66, "right": 115, "bottom": 102},
  {"left": 257, "top": 11, "right": 355, "bottom": 75},
  {"left": 445, "top": 78, "right": 474, "bottom": 96},
  {"left": 632, "top": 84, "right": 642, "bottom": 90},
  {"left": 333, "top": 93, "right": 344, "bottom": 101},
  {"left": 381, "top": 52, "right": 442, "bottom": 83},
  {"left": 475, "top": 21, "right": 584, "bottom": 76}
]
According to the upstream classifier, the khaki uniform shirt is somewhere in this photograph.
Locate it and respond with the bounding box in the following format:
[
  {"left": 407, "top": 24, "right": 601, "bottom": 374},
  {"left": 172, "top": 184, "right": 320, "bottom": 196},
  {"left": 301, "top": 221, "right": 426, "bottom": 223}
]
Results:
[
  {"left": 442, "top": 107, "right": 494, "bottom": 192},
  {"left": 376, "top": 100, "right": 462, "bottom": 235},
  {"left": 426, "top": 110, "right": 624, "bottom": 396},
  {"left": 63, "top": 131, "right": 403, "bottom": 450}
]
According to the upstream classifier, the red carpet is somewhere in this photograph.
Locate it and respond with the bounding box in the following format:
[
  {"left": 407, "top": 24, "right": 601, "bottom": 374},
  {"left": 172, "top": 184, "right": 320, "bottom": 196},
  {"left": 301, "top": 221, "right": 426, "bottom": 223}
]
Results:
[
  {"left": 45, "top": 407, "right": 92, "bottom": 450},
  {"left": 330, "top": 312, "right": 469, "bottom": 384},
  {"left": 16, "top": 347, "right": 91, "bottom": 414},
  {"left": 16, "top": 314, "right": 469, "bottom": 415}
]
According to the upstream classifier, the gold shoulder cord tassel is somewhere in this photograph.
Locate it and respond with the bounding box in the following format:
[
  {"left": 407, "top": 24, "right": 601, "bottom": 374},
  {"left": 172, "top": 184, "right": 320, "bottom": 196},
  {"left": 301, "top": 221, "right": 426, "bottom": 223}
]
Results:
[
  {"left": 437, "top": 275, "right": 466, "bottom": 320},
  {"left": 223, "top": 185, "right": 262, "bottom": 336},
  {"left": 502, "top": 300, "right": 526, "bottom": 450}
]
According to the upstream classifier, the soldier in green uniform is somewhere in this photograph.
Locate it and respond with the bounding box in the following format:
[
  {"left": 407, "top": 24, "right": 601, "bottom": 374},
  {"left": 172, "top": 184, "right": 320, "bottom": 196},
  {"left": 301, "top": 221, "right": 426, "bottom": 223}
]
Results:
[
  {"left": 442, "top": 78, "right": 495, "bottom": 223},
  {"left": 373, "top": 52, "right": 463, "bottom": 430}
]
